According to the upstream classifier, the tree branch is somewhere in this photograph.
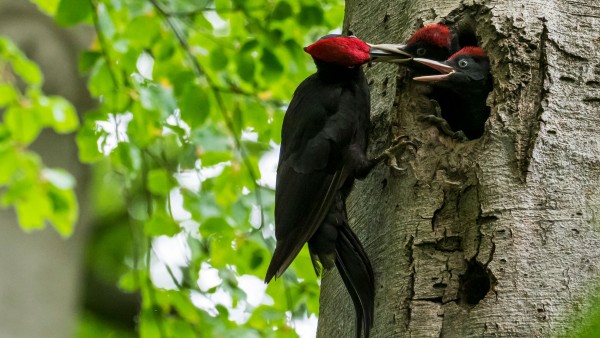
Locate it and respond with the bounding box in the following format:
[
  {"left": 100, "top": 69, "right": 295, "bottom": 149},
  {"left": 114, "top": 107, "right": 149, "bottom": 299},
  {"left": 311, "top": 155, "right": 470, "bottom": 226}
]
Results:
[{"left": 148, "top": 0, "right": 265, "bottom": 228}]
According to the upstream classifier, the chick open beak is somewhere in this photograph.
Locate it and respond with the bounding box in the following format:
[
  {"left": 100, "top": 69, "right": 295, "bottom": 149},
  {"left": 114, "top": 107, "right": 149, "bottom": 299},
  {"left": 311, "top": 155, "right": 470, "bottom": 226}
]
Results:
[
  {"left": 368, "top": 43, "right": 412, "bottom": 63},
  {"left": 412, "top": 58, "right": 456, "bottom": 82}
]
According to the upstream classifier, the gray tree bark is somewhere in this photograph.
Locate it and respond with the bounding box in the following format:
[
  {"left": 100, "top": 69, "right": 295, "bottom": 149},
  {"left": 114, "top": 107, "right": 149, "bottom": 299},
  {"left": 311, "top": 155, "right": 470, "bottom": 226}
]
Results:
[{"left": 318, "top": 0, "right": 600, "bottom": 337}]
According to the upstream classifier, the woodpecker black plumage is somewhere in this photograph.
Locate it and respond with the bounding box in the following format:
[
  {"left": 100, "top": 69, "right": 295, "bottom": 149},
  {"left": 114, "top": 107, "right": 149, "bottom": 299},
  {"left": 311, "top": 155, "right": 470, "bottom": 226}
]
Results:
[
  {"left": 413, "top": 47, "right": 492, "bottom": 139},
  {"left": 264, "top": 35, "right": 410, "bottom": 338}
]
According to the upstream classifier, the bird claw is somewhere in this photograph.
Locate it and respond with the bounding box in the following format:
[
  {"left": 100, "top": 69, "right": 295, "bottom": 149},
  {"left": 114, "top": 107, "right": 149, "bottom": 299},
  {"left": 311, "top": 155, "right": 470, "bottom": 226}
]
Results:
[
  {"left": 429, "top": 99, "right": 443, "bottom": 118},
  {"left": 452, "top": 130, "right": 468, "bottom": 141},
  {"left": 418, "top": 115, "right": 468, "bottom": 141},
  {"left": 375, "top": 136, "right": 417, "bottom": 171}
]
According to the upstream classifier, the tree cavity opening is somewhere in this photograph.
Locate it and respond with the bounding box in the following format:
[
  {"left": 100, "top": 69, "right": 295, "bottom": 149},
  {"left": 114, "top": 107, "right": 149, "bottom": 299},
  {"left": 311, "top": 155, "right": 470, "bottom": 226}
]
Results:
[{"left": 458, "top": 259, "right": 496, "bottom": 306}]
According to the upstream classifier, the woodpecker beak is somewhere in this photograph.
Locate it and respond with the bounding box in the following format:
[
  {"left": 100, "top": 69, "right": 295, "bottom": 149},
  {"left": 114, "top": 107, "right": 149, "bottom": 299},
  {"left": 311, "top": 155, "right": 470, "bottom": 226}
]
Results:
[
  {"left": 412, "top": 58, "right": 456, "bottom": 82},
  {"left": 368, "top": 43, "right": 412, "bottom": 63}
]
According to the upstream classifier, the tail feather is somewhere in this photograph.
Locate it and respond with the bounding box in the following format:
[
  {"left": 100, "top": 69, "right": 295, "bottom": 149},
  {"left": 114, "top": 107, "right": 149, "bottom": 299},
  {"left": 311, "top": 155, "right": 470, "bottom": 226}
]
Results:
[{"left": 335, "top": 225, "right": 375, "bottom": 338}]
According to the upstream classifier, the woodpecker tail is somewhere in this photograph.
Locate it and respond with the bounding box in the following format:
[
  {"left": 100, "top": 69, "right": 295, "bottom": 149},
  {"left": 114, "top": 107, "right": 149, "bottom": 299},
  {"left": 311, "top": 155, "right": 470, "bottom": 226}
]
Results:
[{"left": 335, "top": 224, "right": 375, "bottom": 338}]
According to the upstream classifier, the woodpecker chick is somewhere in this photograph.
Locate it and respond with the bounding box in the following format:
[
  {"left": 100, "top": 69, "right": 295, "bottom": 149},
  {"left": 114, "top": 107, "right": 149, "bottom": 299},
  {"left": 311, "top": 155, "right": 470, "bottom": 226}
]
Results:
[{"left": 413, "top": 47, "right": 492, "bottom": 139}]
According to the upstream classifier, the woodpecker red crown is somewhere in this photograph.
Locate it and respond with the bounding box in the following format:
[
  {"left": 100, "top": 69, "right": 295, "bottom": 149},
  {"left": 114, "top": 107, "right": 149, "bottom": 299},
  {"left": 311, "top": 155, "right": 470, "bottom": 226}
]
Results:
[
  {"left": 304, "top": 36, "right": 371, "bottom": 67},
  {"left": 449, "top": 46, "right": 487, "bottom": 60},
  {"left": 406, "top": 24, "right": 451, "bottom": 48}
]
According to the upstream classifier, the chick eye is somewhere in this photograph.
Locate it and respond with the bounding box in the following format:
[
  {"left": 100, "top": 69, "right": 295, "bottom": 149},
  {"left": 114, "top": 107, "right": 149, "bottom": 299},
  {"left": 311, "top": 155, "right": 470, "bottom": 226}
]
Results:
[
  {"left": 458, "top": 59, "right": 469, "bottom": 68},
  {"left": 416, "top": 48, "right": 426, "bottom": 56}
]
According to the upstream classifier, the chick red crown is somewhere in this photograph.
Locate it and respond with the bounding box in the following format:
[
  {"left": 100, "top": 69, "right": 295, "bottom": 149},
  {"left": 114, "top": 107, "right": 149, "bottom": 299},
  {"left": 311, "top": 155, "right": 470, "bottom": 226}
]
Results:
[
  {"left": 406, "top": 24, "right": 451, "bottom": 48},
  {"left": 449, "top": 46, "right": 487, "bottom": 60}
]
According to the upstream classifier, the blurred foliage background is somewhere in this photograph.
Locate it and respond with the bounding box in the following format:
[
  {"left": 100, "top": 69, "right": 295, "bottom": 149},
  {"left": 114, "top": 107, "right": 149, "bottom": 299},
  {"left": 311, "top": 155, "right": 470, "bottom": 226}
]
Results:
[
  {"left": 4, "top": 0, "right": 599, "bottom": 337},
  {"left": 0, "top": 0, "right": 343, "bottom": 336}
]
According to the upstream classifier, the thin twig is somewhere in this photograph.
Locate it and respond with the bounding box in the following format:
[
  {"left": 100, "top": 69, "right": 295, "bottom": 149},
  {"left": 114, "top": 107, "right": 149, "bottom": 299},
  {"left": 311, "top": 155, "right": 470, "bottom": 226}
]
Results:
[
  {"left": 89, "top": 0, "right": 119, "bottom": 89},
  {"left": 149, "top": 0, "right": 265, "bottom": 228},
  {"left": 164, "top": 5, "right": 266, "bottom": 18}
]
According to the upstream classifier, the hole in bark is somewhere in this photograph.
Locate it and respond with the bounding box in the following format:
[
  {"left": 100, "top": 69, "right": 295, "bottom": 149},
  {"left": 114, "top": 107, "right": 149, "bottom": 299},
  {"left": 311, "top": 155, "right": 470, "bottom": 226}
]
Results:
[
  {"left": 559, "top": 75, "right": 577, "bottom": 83},
  {"left": 433, "top": 282, "right": 447, "bottom": 289},
  {"left": 586, "top": 80, "right": 600, "bottom": 88},
  {"left": 436, "top": 236, "right": 462, "bottom": 251},
  {"left": 458, "top": 259, "right": 495, "bottom": 306}
]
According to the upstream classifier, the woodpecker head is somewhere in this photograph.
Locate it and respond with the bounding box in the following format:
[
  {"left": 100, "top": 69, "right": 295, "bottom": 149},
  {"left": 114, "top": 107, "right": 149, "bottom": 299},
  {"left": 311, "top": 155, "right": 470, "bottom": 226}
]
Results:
[
  {"left": 412, "top": 47, "right": 490, "bottom": 90},
  {"left": 305, "top": 35, "right": 412, "bottom": 67},
  {"left": 368, "top": 24, "right": 455, "bottom": 66},
  {"left": 403, "top": 24, "right": 454, "bottom": 60}
]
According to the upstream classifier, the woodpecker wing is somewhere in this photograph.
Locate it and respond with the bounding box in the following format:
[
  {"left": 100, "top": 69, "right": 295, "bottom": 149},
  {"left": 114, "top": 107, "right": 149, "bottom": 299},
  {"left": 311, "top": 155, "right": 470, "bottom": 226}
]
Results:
[{"left": 265, "top": 74, "right": 361, "bottom": 282}]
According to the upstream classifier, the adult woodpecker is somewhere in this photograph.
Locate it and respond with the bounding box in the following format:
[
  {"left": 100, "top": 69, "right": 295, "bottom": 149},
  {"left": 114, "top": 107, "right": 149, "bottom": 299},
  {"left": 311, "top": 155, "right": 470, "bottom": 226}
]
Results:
[
  {"left": 413, "top": 47, "right": 492, "bottom": 140},
  {"left": 264, "top": 35, "right": 410, "bottom": 338}
]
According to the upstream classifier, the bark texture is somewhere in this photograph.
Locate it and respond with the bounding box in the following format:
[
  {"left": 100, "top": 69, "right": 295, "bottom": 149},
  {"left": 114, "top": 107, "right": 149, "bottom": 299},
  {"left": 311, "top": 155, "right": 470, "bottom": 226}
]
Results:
[{"left": 318, "top": 1, "right": 600, "bottom": 337}]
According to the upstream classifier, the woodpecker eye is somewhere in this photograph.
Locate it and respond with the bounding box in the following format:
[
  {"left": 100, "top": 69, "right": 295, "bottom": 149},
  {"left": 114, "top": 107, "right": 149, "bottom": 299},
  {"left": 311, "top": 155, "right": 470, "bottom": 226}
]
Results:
[
  {"left": 458, "top": 59, "right": 469, "bottom": 68},
  {"left": 416, "top": 48, "right": 426, "bottom": 56}
]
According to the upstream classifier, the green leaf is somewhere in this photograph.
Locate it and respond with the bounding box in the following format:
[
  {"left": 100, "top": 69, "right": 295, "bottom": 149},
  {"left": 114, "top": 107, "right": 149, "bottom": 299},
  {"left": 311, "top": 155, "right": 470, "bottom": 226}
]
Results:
[
  {"left": 124, "top": 16, "right": 160, "bottom": 47},
  {"left": 147, "top": 169, "right": 174, "bottom": 195},
  {"left": 0, "top": 84, "right": 18, "bottom": 107},
  {"left": 79, "top": 51, "right": 101, "bottom": 73},
  {"left": 145, "top": 210, "right": 180, "bottom": 237},
  {"left": 165, "top": 290, "right": 201, "bottom": 323},
  {"left": 110, "top": 142, "right": 142, "bottom": 173},
  {"left": 191, "top": 125, "right": 231, "bottom": 153},
  {"left": 43, "top": 168, "right": 76, "bottom": 190},
  {"left": 200, "top": 217, "right": 233, "bottom": 238},
  {"left": 0, "top": 148, "right": 18, "bottom": 184},
  {"left": 76, "top": 115, "right": 106, "bottom": 163},
  {"left": 14, "top": 194, "right": 48, "bottom": 231},
  {"left": 45, "top": 96, "right": 79, "bottom": 133},
  {"left": 30, "top": 0, "right": 61, "bottom": 15},
  {"left": 138, "top": 83, "right": 176, "bottom": 116},
  {"left": 179, "top": 84, "right": 210, "bottom": 128},
  {"left": 236, "top": 52, "right": 256, "bottom": 83},
  {"left": 297, "top": 6, "right": 324, "bottom": 27},
  {"left": 272, "top": 1, "right": 293, "bottom": 21},
  {"left": 209, "top": 48, "right": 228, "bottom": 71},
  {"left": 260, "top": 49, "right": 284, "bottom": 82},
  {"left": 118, "top": 270, "right": 141, "bottom": 292},
  {"left": 46, "top": 182, "right": 78, "bottom": 236},
  {"left": 13, "top": 59, "right": 42, "bottom": 86},
  {"left": 55, "top": 0, "right": 91, "bottom": 25},
  {"left": 88, "top": 59, "right": 117, "bottom": 97},
  {"left": 4, "top": 105, "right": 41, "bottom": 144}
]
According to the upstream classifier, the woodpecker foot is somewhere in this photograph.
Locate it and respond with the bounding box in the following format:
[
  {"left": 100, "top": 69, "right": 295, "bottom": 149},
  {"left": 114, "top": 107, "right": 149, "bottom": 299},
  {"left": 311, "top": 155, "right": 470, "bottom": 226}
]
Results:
[
  {"left": 374, "top": 136, "right": 417, "bottom": 171},
  {"left": 430, "top": 99, "right": 443, "bottom": 118},
  {"left": 452, "top": 131, "right": 468, "bottom": 141},
  {"left": 418, "top": 115, "right": 467, "bottom": 141}
]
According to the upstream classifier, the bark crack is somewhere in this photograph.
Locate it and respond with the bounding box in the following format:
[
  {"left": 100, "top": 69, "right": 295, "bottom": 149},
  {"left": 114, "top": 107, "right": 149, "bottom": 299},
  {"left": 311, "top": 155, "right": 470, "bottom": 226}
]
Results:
[{"left": 519, "top": 19, "right": 550, "bottom": 182}]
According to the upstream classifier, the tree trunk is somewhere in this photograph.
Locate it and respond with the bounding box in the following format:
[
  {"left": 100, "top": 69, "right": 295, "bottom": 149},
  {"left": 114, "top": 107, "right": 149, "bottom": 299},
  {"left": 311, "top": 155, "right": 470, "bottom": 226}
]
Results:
[{"left": 318, "top": 1, "right": 600, "bottom": 337}]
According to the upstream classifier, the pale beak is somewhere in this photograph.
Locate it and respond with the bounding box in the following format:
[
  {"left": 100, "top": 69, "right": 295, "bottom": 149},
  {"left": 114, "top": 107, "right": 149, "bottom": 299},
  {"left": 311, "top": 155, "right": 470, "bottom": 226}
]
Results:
[
  {"left": 412, "top": 58, "right": 456, "bottom": 82},
  {"left": 367, "top": 43, "right": 412, "bottom": 63}
]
